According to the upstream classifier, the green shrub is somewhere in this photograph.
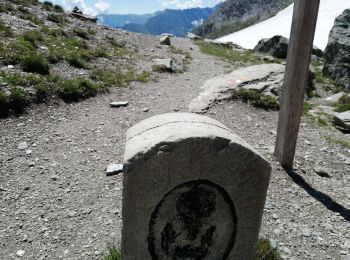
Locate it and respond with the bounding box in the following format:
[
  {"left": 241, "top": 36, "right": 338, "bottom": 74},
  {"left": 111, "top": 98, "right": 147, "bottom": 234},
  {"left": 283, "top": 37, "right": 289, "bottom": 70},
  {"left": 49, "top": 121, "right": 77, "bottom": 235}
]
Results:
[
  {"left": 48, "top": 51, "right": 61, "bottom": 64},
  {"left": 22, "top": 53, "right": 50, "bottom": 75},
  {"left": 47, "top": 13, "right": 66, "bottom": 24},
  {"left": 22, "top": 30, "right": 44, "bottom": 46},
  {"left": 54, "top": 4, "right": 64, "bottom": 13},
  {"left": 95, "top": 48, "right": 109, "bottom": 58},
  {"left": 0, "top": 3, "right": 15, "bottom": 13},
  {"left": 0, "top": 90, "right": 10, "bottom": 117},
  {"left": 74, "top": 28, "right": 90, "bottom": 40},
  {"left": 67, "top": 53, "right": 89, "bottom": 69},
  {"left": 231, "top": 89, "right": 280, "bottom": 110},
  {"left": 34, "top": 81, "right": 49, "bottom": 101},
  {"left": 20, "top": 14, "right": 43, "bottom": 25},
  {"left": 102, "top": 244, "right": 121, "bottom": 260},
  {"left": 136, "top": 71, "right": 151, "bottom": 82},
  {"left": 0, "top": 21, "right": 14, "bottom": 37},
  {"left": 256, "top": 239, "right": 281, "bottom": 260},
  {"left": 302, "top": 101, "right": 314, "bottom": 116},
  {"left": 9, "top": 87, "right": 27, "bottom": 113},
  {"left": 59, "top": 78, "right": 103, "bottom": 102},
  {"left": 335, "top": 94, "right": 350, "bottom": 112},
  {"left": 196, "top": 40, "right": 262, "bottom": 64},
  {"left": 42, "top": 1, "right": 53, "bottom": 10}
]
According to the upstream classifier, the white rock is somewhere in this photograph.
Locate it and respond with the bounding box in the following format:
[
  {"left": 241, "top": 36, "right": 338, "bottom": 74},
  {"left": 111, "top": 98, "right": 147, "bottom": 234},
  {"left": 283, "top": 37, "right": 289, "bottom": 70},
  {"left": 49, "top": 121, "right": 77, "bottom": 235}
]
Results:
[
  {"left": 325, "top": 92, "right": 345, "bottom": 104},
  {"left": 110, "top": 101, "right": 129, "bottom": 108},
  {"left": 106, "top": 164, "right": 123, "bottom": 176},
  {"left": 16, "top": 250, "right": 25, "bottom": 257},
  {"left": 18, "top": 142, "right": 28, "bottom": 150}
]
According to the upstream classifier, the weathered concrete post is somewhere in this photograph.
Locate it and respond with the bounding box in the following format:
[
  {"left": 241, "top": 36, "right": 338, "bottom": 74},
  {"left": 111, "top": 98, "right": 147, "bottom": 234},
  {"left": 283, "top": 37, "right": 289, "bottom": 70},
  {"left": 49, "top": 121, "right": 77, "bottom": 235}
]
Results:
[{"left": 122, "top": 113, "right": 271, "bottom": 259}]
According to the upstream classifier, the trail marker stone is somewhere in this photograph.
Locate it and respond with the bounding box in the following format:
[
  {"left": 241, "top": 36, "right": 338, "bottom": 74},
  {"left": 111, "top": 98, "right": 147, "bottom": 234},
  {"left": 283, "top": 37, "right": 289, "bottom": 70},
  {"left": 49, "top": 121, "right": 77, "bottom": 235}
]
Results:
[{"left": 122, "top": 113, "right": 271, "bottom": 259}]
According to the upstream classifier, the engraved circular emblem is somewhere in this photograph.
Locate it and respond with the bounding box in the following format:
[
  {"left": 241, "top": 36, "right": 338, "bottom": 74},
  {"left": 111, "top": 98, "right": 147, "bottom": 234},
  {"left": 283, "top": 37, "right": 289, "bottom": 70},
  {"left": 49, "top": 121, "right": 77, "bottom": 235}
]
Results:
[{"left": 148, "top": 180, "right": 237, "bottom": 260}]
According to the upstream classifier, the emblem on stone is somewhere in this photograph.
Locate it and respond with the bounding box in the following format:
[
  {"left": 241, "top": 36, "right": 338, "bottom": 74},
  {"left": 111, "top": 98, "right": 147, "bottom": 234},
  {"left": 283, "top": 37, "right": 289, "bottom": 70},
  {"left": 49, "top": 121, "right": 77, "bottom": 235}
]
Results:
[{"left": 148, "top": 180, "right": 237, "bottom": 260}]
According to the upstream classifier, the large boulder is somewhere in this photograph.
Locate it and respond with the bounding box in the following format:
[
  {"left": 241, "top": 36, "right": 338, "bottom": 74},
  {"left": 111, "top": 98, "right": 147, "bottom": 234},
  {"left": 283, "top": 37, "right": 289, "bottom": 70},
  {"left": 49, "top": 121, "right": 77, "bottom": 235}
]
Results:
[
  {"left": 254, "top": 35, "right": 324, "bottom": 59},
  {"left": 254, "top": 36, "right": 289, "bottom": 59},
  {"left": 333, "top": 111, "right": 350, "bottom": 130},
  {"left": 323, "top": 9, "right": 350, "bottom": 89}
]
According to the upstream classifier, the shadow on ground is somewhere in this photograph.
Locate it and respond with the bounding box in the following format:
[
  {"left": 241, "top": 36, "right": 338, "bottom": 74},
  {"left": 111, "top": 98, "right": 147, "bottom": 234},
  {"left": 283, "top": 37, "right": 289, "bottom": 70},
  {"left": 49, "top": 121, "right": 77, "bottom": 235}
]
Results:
[{"left": 286, "top": 169, "right": 350, "bottom": 222}]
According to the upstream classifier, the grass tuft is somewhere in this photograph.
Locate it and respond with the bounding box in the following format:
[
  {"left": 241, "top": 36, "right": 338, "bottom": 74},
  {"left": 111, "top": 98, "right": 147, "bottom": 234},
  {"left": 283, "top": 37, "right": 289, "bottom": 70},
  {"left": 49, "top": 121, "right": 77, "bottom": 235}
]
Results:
[
  {"left": 47, "top": 13, "right": 67, "bottom": 24},
  {"left": 102, "top": 244, "right": 121, "bottom": 260},
  {"left": 231, "top": 88, "right": 279, "bottom": 110},
  {"left": 195, "top": 40, "right": 262, "bottom": 64},
  {"left": 0, "top": 21, "right": 14, "bottom": 37},
  {"left": 334, "top": 94, "right": 350, "bottom": 113},
  {"left": 58, "top": 77, "right": 104, "bottom": 102},
  {"left": 22, "top": 53, "right": 50, "bottom": 75},
  {"left": 256, "top": 238, "right": 281, "bottom": 260},
  {"left": 325, "top": 136, "right": 350, "bottom": 149}
]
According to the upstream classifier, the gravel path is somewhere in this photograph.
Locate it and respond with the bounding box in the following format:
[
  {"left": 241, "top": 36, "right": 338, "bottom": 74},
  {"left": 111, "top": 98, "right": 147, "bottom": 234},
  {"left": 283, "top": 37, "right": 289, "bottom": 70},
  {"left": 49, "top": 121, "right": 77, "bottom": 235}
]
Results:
[{"left": 1, "top": 36, "right": 349, "bottom": 260}]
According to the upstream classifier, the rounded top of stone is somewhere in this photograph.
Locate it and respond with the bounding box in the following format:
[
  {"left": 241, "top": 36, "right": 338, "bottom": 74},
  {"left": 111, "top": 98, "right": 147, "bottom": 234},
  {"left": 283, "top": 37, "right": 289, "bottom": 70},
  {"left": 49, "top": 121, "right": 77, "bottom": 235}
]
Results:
[
  {"left": 126, "top": 113, "right": 230, "bottom": 140},
  {"left": 124, "top": 113, "right": 269, "bottom": 169}
]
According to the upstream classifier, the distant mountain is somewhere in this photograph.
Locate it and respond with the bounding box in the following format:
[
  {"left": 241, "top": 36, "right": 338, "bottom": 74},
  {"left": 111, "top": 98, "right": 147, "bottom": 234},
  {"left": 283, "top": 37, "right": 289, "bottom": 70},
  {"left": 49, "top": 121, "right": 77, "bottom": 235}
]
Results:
[
  {"left": 98, "top": 5, "right": 221, "bottom": 37},
  {"left": 97, "top": 13, "right": 154, "bottom": 28},
  {"left": 193, "top": 0, "right": 293, "bottom": 39}
]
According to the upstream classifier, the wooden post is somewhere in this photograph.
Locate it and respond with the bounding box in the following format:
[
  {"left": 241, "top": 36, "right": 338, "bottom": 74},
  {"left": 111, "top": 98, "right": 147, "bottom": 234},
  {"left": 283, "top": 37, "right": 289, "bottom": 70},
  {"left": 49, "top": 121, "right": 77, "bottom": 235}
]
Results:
[{"left": 275, "top": 0, "right": 320, "bottom": 170}]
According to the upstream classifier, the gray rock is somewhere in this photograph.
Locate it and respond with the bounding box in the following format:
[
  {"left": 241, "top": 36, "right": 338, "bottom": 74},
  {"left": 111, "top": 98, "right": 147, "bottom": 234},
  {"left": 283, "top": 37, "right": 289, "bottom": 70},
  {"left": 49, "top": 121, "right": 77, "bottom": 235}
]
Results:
[
  {"left": 18, "top": 142, "right": 28, "bottom": 150},
  {"left": 333, "top": 111, "right": 350, "bottom": 130},
  {"left": 254, "top": 35, "right": 324, "bottom": 59},
  {"left": 186, "top": 32, "right": 202, "bottom": 40},
  {"left": 323, "top": 9, "right": 350, "bottom": 89},
  {"left": 106, "top": 163, "right": 123, "bottom": 176},
  {"left": 314, "top": 166, "right": 332, "bottom": 178},
  {"left": 325, "top": 92, "right": 346, "bottom": 105},
  {"left": 154, "top": 58, "right": 178, "bottom": 72},
  {"left": 254, "top": 36, "right": 289, "bottom": 58},
  {"left": 160, "top": 35, "right": 171, "bottom": 46},
  {"left": 189, "top": 63, "right": 285, "bottom": 113},
  {"left": 262, "top": 55, "right": 275, "bottom": 62},
  {"left": 110, "top": 101, "right": 129, "bottom": 108},
  {"left": 302, "top": 228, "right": 312, "bottom": 237}
]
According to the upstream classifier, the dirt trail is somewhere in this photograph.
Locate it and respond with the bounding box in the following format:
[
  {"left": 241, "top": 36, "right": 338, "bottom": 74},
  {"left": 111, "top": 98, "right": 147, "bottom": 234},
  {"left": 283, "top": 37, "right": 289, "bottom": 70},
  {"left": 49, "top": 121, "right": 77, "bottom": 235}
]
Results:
[{"left": 1, "top": 37, "right": 349, "bottom": 260}]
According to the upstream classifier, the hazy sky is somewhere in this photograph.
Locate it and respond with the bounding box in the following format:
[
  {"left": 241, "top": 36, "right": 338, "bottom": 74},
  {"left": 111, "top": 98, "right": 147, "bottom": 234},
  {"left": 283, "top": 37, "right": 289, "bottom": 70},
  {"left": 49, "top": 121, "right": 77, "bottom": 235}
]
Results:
[{"left": 47, "top": 0, "right": 225, "bottom": 15}]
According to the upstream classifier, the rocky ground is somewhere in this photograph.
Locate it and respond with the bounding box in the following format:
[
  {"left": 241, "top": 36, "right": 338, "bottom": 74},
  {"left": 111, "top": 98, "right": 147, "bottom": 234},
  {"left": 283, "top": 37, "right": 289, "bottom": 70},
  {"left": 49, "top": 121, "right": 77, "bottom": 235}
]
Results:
[
  {"left": 1, "top": 3, "right": 350, "bottom": 260},
  {"left": 0, "top": 34, "right": 349, "bottom": 259}
]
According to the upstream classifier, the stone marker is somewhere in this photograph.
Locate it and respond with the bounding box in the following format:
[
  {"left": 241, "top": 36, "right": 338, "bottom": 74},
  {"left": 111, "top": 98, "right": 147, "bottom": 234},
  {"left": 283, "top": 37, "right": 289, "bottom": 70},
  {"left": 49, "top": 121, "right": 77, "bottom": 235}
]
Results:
[{"left": 122, "top": 113, "right": 271, "bottom": 259}]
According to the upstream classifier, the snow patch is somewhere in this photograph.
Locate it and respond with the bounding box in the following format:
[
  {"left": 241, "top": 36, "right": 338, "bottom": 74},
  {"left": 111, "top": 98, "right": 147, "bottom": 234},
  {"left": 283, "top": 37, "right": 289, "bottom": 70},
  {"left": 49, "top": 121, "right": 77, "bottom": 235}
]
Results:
[{"left": 216, "top": 0, "right": 349, "bottom": 50}]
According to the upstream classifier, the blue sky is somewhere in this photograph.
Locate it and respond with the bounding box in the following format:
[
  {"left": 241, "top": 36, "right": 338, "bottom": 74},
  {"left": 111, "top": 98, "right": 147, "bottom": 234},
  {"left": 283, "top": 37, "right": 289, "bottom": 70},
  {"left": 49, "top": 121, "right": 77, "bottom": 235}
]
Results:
[{"left": 50, "top": 0, "right": 224, "bottom": 15}]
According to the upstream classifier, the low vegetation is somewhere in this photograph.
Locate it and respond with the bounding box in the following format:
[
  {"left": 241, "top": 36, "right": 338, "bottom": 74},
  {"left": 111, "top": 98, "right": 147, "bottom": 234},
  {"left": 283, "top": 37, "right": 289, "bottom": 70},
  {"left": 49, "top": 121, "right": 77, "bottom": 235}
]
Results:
[
  {"left": 101, "top": 239, "right": 281, "bottom": 260},
  {"left": 195, "top": 40, "right": 262, "bottom": 64},
  {"left": 325, "top": 136, "right": 350, "bottom": 149},
  {"left": 302, "top": 101, "right": 314, "bottom": 116},
  {"left": 310, "top": 61, "right": 334, "bottom": 84},
  {"left": 334, "top": 93, "right": 350, "bottom": 112},
  {"left": 102, "top": 244, "right": 121, "bottom": 260},
  {"left": 231, "top": 88, "right": 280, "bottom": 110}
]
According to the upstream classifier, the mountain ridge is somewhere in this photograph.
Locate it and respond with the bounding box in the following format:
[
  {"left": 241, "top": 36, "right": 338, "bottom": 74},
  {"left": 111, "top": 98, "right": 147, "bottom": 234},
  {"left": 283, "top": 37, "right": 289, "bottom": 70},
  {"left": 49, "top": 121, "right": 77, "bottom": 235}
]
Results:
[
  {"left": 98, "top": 5, "right": 221, "bottom": 37},
  {"left": 193, "top": 0, "right": 293, "bottom": 39}
]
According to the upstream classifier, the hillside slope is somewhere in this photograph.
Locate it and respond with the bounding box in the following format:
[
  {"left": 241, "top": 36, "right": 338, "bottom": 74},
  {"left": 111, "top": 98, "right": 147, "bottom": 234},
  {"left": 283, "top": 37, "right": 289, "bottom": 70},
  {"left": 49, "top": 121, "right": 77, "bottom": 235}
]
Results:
[
  {"left": 216, "top": 0, "right": 350, "bottom": 50},
  {"left": 193, "top": 0, "right": 292, "bottom": 39}
]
